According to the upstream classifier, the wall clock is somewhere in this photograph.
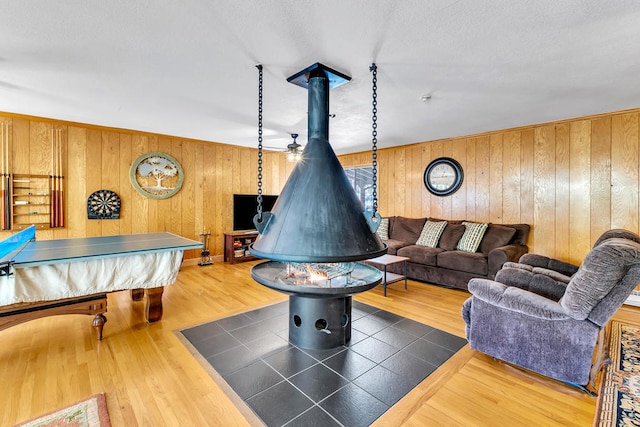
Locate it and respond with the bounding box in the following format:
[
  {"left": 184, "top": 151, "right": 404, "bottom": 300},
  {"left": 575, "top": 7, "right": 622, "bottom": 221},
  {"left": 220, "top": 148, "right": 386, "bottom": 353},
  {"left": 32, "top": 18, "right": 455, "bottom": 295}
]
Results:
[
  {"left": 129, "top": 152, "right": 184, "bottom": 199},
  {"left": 423, "top": 157, "right": 464, "bottom": 196},
  {"left": 87, "top": 189, "right": 121, "bottom": 219}
]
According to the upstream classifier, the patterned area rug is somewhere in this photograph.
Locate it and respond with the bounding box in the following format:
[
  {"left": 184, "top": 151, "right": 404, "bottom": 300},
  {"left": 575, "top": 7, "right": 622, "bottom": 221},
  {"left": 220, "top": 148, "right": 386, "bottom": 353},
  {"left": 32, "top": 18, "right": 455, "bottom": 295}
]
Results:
[
  {"left": 13, "top": 393, "right": 111, "bottom": 427},
  {"left": 595, "top": 321, "right": 640, "bottom": 426}
]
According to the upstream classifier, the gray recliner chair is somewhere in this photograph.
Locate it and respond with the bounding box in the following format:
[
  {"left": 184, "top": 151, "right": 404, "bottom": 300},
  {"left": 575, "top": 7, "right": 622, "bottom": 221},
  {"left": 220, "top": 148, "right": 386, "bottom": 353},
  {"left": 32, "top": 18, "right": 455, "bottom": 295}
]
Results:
[
  {"left": 504, "top": 229, "right": 640, "bottom": 281},
  {"left": 462, "top": 237, "right": 640, "bottom": 389}
]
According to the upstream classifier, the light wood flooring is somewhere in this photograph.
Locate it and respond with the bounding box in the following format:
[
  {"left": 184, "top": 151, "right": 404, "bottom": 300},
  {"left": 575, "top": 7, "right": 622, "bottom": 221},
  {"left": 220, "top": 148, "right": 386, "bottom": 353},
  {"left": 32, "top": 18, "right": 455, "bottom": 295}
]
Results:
[{"left": 1, "top": 260, "right": 638, "bottom": 426}]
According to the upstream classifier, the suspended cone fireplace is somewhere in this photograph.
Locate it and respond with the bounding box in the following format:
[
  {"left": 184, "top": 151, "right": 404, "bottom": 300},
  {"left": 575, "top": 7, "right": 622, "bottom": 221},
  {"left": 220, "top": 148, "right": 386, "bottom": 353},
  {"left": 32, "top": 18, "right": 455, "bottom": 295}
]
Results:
[{"left": 250, "top": 63, "right": 387, "bottom": 350}]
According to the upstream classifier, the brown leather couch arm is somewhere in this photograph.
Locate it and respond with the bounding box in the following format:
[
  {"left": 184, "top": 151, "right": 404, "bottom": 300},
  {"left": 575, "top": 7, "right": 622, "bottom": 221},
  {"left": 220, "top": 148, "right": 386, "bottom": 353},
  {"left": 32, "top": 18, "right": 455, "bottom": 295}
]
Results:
[{"left": 488, "top": 244, "right": 530, "bottom": 279}]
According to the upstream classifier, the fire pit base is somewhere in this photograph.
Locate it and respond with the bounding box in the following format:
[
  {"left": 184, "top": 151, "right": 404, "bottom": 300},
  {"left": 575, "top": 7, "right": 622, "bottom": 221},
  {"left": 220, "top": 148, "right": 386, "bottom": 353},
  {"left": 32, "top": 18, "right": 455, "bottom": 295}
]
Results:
[
  {"left": 289, "top": 295, "right": 352, "bottom": 350},
  {"left": 250, "top": 261, "right": 383, "bottom": 350}
]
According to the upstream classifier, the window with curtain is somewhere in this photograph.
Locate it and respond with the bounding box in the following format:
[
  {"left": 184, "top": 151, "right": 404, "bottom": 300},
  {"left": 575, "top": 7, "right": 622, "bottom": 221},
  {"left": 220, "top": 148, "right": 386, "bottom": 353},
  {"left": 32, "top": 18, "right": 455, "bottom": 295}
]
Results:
[{"left": 344, "top": 166, "right": 374, "bottom": 211}]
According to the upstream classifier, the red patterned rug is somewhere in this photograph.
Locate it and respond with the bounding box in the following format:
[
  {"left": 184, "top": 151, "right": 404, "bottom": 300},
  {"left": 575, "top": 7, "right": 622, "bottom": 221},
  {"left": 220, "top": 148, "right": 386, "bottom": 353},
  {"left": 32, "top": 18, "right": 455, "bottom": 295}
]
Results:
[
  {"left": 595, "top": 321, "right": 640, "bottom": 426},
  {"left": 13, "top": 393, "right": 111, "bottom": 427}
]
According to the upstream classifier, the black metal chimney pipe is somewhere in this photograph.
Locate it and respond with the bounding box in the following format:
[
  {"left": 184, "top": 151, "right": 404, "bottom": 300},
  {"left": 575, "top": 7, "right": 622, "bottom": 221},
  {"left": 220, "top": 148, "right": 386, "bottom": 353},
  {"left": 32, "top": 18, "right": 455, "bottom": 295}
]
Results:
[{"left": 307, "top": 67, "right": 330, "bottom": 141}]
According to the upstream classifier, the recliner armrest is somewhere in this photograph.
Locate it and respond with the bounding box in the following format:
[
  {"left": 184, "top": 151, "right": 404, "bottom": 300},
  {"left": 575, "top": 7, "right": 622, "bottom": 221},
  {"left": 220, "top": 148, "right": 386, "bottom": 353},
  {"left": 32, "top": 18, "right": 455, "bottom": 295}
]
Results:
[
  {"left": 531, "top": 267, "right": 572, "bottom": 284},
  {"left": 468, "top": 278, "right": 571, "bottom": 320},
  {"left": 500, "top": 263, "right": 572, "bottom": 283},
  {"left": 518, "top": 253, "right": 579, "bottom": 277},
  {"left": 502, "top": 261, "right": 533, "bottom": 271}
]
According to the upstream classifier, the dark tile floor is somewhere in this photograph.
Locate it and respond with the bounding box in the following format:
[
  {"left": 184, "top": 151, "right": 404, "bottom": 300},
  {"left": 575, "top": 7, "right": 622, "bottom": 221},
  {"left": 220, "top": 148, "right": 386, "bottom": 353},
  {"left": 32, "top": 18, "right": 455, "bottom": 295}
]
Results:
[{"left": 180, "top": 301, "right": 467, "bottom": 427}]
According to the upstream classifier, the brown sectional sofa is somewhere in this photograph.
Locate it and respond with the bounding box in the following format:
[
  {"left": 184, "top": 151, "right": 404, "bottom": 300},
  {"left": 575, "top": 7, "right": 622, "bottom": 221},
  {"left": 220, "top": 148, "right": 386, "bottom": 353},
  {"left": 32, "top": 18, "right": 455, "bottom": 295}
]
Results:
[{"left": 382, "top": 216, "right": 530, "bottom": 290}]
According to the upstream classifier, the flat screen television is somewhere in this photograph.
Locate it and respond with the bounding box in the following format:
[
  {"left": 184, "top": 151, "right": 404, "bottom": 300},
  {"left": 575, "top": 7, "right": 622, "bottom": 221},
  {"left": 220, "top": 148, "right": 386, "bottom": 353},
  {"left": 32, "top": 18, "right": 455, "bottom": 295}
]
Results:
[{"left": 233, "top": 194, "right": 278, "bottom": 231}]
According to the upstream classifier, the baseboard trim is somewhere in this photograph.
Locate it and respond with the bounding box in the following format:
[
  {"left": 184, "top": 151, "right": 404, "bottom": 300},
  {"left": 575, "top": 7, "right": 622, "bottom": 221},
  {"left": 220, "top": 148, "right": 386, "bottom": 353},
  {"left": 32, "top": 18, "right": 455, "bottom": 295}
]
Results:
[
  {"left": 624, "top": 292, "right": 640, "bottom": 307},
  {"left": 182, "top": 254, "right": 224, "bottom": 267}
]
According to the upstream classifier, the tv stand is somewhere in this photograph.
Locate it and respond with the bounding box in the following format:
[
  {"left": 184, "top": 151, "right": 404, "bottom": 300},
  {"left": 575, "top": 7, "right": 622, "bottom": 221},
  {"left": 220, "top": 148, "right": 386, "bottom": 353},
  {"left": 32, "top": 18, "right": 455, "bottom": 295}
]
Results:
[{"left": 224, "top": 231, "right": 259, "bottom": 264}]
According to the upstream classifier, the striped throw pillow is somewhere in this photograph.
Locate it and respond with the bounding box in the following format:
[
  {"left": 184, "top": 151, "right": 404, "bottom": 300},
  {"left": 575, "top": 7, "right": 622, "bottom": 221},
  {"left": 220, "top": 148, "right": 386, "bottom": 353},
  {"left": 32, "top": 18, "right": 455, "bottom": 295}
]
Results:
[
  {"left": 416, "top": 220, "right": 448, "bottom": 248},
  {"left": 456, "top": 222, "right": 488, "bottom": 252},
  {"left": 377, "top": 217, "right": 389, "bottom": 240}
]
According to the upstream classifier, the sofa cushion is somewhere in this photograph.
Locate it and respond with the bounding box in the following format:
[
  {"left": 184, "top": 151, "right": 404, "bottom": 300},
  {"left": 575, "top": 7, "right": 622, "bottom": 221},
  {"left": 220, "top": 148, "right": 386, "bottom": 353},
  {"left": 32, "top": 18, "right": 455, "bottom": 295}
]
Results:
[
  {"left": 377, "top": 217, "right": 389, "bottom": 240},
  {"left": 457, "top": 222, "right": 488, "bottom": 253},
  {"left": 479, "top": 224, "right": 516, "bottom": 255},
  {"left": 438, "top": 224, "right": 465, "bottom": 251},
  {"left": 500, "top": 223, "right": 531, "bottom": 246},
  {"left": 438, "top": 250, "right": 488, "bottom": 275},
  {"left": 397, "top": 245, "right": 442, "bottom": 266},
  {"left": 416, "top": 220, "right": 447, "bottom": 248},
  {"left": 428, "top": 217, "right": 462, "bottom": 225},
  {"left": 384, "top": 239, "right": 411, "bottom": 255},
  {"left": 389, "top": 216, "right": 426, "bottom": 244}
]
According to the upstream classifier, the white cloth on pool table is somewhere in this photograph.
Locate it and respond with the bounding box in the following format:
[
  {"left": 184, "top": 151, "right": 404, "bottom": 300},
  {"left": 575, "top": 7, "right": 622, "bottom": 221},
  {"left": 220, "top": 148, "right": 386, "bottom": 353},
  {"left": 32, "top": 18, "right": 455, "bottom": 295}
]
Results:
[{"left": 0, "top": 250, "right": 183, "bottom": 306}]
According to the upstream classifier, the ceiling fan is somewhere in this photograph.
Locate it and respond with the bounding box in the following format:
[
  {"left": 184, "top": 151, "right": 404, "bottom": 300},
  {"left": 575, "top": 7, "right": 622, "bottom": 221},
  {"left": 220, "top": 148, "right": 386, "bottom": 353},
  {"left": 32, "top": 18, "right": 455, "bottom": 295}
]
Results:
[{"left": 264, "top": 133, "right": 304, "bottom": 162}]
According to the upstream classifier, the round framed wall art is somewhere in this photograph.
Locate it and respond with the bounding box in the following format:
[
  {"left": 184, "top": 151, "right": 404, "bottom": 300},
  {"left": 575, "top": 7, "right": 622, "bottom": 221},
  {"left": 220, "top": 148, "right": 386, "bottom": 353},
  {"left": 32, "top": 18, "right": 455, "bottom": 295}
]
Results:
[{"left": 129, "top": 151, "right": 184, "bottom": 199}]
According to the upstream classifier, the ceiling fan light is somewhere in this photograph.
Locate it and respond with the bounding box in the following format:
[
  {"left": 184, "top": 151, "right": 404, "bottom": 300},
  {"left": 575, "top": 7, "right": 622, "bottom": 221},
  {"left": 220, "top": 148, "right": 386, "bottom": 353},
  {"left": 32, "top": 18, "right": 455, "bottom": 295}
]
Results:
[
  {"left": 286, "top": 150, "right": 296, "bottom": 162},
  {"left": 286, "top": 134, "right": 303, "bottom": 162}
]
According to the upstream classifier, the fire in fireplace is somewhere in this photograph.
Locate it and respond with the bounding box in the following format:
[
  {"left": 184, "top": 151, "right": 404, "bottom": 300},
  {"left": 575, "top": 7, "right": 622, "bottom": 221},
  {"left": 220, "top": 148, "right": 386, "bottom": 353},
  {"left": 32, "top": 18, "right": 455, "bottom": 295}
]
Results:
[{"left": 278, "top": 262, "right": 364, "bottom": 288}]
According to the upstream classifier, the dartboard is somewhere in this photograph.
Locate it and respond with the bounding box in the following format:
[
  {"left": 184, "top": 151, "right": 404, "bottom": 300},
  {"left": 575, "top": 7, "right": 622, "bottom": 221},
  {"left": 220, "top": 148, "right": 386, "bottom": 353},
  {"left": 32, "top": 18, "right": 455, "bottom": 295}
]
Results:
[{"left": 87, "top": 190, "right": 121, "bottom": 219}]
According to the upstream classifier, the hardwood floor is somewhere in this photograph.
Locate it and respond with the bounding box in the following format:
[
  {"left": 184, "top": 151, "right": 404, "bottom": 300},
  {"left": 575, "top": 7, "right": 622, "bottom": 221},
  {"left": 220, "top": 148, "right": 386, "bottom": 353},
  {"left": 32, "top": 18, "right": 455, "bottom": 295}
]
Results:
[{"left": 1, "top": 260, "right": 637, "bottom": 426}]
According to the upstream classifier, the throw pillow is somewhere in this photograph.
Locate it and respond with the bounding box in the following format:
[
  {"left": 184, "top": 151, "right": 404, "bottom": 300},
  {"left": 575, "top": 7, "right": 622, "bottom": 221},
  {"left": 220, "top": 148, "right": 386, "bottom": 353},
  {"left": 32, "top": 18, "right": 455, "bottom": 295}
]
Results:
[
  {"left": 438, "top": 224, "right": 466, "bottom": 251},
  {"left": 478, "top": 224, "right": 516, "bottom": 254},
  {"left": 456, "top": 222, "right": 489, "bottom": 253},
  {"left": 390, "top": 217, "right": 427, "bottom": 244},
  {"left": 377, "top": 217, "right": 389, "bottom": 240},
  {"left": 416, "top": 220, "right": 448, "bottom": 248}
]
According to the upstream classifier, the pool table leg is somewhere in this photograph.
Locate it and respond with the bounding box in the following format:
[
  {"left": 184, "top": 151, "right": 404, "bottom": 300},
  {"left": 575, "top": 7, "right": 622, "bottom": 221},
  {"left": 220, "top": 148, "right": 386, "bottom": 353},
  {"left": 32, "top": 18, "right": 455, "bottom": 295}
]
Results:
[
  {"left": 130, "top": 288, "right": 144, "bottom": 301},
  {"left": 145, "top": 287, "right": 164, "bottom": 323},
  {"left": 92, "top": 313, "right": 107, "bottom": 340}
]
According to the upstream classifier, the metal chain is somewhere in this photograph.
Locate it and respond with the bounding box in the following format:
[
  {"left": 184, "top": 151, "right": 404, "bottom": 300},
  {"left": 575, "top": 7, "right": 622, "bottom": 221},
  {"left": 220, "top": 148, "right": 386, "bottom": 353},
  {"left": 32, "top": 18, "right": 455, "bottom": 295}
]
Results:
[
  {"left": 369, "top": 63, "right": 378, "bottom": 215},
  {"left": 256, "top": 64, "right": 264, "bottom": 220}
]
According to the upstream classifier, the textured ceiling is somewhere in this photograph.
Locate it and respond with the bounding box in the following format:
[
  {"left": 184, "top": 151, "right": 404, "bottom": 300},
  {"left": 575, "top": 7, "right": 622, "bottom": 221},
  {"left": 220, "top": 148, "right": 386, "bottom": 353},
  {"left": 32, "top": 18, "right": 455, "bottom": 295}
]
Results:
[{"left": 1, "top": 1, "right": 639, "bottom": 154}]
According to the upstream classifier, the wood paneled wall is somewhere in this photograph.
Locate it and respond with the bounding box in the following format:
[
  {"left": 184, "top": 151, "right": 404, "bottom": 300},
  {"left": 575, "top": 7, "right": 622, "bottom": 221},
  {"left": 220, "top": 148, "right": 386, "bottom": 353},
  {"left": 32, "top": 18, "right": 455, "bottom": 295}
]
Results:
[
  {"left": 3, "top": 107, "right": 640, "bottom": 265},
  {"left": 339, "top": 108, "right": 640, "bottom": 265},
  {"left": 0, "top": 114, "right": 294, "bottom": 260}
]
